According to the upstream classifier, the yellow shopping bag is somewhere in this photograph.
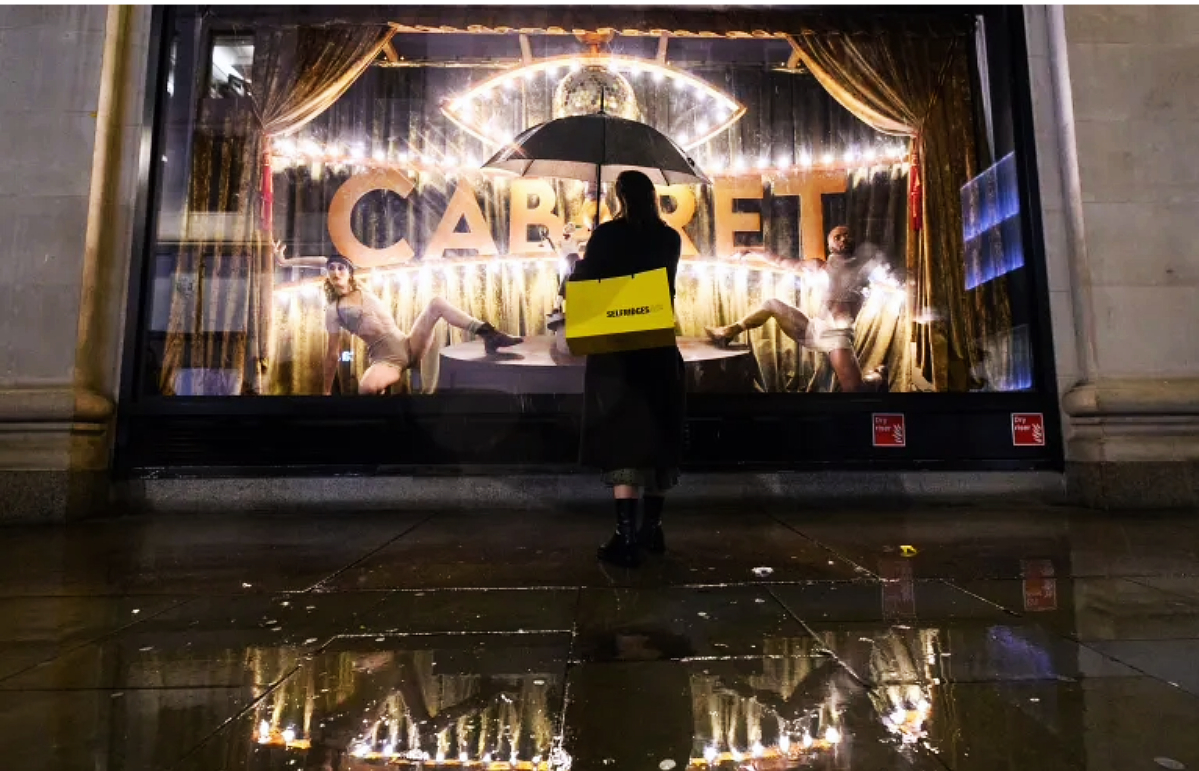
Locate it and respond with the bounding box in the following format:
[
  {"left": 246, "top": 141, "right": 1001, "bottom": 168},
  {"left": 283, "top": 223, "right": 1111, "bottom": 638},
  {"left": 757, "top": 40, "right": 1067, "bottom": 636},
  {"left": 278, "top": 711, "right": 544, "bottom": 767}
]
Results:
[{"left": 565, "top": 267, "right": 677, "bottom": 355}]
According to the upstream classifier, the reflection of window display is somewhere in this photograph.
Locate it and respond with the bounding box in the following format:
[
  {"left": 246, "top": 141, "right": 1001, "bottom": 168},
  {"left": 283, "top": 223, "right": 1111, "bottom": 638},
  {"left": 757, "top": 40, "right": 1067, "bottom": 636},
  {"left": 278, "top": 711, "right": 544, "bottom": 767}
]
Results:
[
  {"left": 143, "top": 11, "right": 1038, "bottom": 398},
  {"left": 207, "top": 35, "right": 252, "bottom": 98}
]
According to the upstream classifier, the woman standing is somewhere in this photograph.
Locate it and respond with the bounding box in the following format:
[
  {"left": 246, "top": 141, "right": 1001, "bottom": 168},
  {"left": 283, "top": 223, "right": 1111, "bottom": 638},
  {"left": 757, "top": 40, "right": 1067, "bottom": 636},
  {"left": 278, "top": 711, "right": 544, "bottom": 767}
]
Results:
[{"left": 567, "top": 170, "right": 686, "bottom": 568}]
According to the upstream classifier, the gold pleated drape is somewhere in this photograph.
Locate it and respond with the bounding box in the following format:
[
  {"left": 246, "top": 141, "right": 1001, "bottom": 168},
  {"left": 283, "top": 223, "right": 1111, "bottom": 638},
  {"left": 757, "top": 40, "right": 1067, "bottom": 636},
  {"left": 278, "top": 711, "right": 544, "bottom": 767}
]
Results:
[
  {"left": 158, "top": 23, "right": 396, "bottom": 395},
  {"left": 792, "top": 22, "right": 989, "bottom": 391}
]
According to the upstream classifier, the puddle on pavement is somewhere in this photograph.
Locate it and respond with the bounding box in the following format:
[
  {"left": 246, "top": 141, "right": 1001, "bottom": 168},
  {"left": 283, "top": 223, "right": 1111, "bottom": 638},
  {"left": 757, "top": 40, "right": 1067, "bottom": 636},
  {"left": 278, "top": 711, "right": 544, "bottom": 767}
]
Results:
[{"left": 170, "top": 631, "right": 951, "bottom": 771}]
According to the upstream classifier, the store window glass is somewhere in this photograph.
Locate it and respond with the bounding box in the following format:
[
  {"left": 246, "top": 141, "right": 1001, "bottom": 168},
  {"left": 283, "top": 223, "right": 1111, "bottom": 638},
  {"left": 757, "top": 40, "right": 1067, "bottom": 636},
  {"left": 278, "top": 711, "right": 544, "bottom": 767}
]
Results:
[{"left": 141, "top": 8, "right": 1043, "bottom": 398}]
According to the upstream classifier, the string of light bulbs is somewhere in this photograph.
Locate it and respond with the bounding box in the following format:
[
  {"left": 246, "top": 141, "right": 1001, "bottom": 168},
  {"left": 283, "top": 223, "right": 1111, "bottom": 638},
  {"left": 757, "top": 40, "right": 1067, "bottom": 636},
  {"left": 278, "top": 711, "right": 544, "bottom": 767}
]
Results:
[
  {"left": 439, "top": 53, "right": 747, "bottom": 152},
  {"left": 268, "top": 139, "right": 910, "bottom": 180}
]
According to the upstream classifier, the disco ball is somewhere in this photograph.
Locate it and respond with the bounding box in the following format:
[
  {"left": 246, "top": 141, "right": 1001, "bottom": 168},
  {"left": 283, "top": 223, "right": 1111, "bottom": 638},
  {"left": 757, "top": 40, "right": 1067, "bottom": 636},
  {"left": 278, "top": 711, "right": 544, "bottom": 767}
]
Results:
[{"left": 552, "top": 65, "right": 640, "bottom": 120}]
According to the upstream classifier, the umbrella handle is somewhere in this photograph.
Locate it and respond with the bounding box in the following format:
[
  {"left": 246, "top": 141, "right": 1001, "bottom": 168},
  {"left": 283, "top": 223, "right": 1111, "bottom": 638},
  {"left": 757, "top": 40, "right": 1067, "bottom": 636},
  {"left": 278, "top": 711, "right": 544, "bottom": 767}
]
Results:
[{"left": 596, "top": 92, "right": 606, "bottom": 224}]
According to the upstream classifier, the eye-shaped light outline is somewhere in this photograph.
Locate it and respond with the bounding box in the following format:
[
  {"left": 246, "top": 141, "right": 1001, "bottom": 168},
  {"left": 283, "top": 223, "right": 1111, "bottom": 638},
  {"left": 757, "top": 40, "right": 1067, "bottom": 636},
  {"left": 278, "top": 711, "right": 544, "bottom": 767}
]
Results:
[{"left": 439, "top": 53, "right": 746, "bottom": 152}]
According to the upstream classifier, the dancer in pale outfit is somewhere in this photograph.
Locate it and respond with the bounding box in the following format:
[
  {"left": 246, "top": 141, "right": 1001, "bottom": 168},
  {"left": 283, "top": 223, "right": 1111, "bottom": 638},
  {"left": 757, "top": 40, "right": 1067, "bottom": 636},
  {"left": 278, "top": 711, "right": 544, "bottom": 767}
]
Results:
[
  {"left": 274, "top": 243, "right": 521, "bottom": 394},
  {"left": 705, "top": 225, "right": 888, "bottom": 392}
]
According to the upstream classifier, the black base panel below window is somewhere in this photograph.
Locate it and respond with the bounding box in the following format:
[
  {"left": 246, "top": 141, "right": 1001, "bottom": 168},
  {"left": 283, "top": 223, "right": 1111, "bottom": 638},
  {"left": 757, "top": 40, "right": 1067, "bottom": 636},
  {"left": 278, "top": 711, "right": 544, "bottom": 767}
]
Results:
[{"left": 116, "top": 403, "right": 1062, "bottom": 476}]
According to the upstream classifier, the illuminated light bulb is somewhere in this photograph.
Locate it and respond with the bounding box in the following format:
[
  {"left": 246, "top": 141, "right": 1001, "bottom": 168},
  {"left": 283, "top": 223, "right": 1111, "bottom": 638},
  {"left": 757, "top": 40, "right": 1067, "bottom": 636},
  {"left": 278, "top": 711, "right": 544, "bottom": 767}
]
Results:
[
  {"left": 283, "top": 727, "right": 296, "bottom": 744},
  {"left": 821, "top": 152, "right": 834, "bottom": 165},
  {"left": 652, "top": 70, "right": 664, "bottom": 83},
  {"left": 697, "top": 120, "right": 710, "bottom": 133},
  {"left": 703, "top": 745, "right": 718, "bottom": 763},
  {"left": 733, "top": 156, "right": 747, "bottom": 172},
  {"left": 504, "top": 77, "right": 516, "bottom": 90},
  {"left": 300, "top": 139, "right": 321, "bottom": 157},
  {"left": 707, "top": 158, "right": 726, "bottom": 173},
  {"left": 800, "top": 152, "right": 813, "bottom": 168},
  {"left": 372, "top": 149, "right": 385, "bottom": 162},
  {"left": 459, "top": 751, "right": 470, "bottom": 762},
  {"left": 524, "top": 69, "right": 534, "bottom": 80},
  {"left": 802, "top": 733, "right": 814, "bottom": 749},
  {"left": 630, "top": 65, "right": 643, "bottom": 76},
  {"left": 466, "top": 155, "right": 479, "bottom": 167},
  {"left": 730, "top": 748, "right": 744, "bottom": 762},
  {"left": 420, "top": 154, "right": 433, "bottom": 165},
  {"left": 275, "top": 139, "right": 296, "bottom": 157},
  {"left": 844, "top": 148, "right": 858, "bottom": 163},
  {"left": 778, "top": 735, "right": 791, "bottom": 753},
  {"left": 444, "top": 155, "right": 458, "bottom": 167},
  {"left": 257, "top": 721, "right": 271, "bottom": 743},
  {"left": 865, "top": 147, "right": 878, "bottom": 161},
  {"left": 756, "top": 157, "right": 769, "bottom": 169},
  {"left": 570, "top": 61, "right": 582, "bottom": 72},
  {"left": 825, "top": 727, "right": 842, "bottom": 745},
  {"left": 547, "top": 65, "right": 560, "bottom": 77},
  {"left": 890, "top": 709, "right": 906, "bottom": 726},
  {"left": 352, "top": 743, "right": 371, "bottom": 758},
  {"left": 398, "top": 151, "right": 409, "bottom": 162},
  {"left": 776, "top": 155, "right": 790, "bottom": 169},
  {"left": 678, "top": 134, "right": 690, "bottom": 145},
  {"left": 436, "top": 751, "right": 446, "bottom": 763},
  {"left": 673, "top": 77, "right": 686, "bottom": 90},
  {"left": 351, "top": 144, "right": 366, "bottom": 159},
  {"left": 482, "top": 753, "right": 493, "bottom": 764}
]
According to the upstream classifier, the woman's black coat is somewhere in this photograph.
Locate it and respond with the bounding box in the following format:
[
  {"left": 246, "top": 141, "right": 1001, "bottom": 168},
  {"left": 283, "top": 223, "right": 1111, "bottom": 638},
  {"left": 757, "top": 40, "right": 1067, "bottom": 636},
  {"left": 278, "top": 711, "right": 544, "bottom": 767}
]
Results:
[{"left": 567, "top": 218, "right": 686, "bottom": 472}]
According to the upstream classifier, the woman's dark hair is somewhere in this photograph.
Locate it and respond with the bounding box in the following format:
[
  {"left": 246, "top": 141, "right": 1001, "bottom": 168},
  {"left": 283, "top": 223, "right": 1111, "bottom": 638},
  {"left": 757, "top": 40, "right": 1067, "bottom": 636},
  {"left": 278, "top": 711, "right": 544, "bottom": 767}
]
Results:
[{"left": 614, "top": 170, "right": 663, "bottom": 229}]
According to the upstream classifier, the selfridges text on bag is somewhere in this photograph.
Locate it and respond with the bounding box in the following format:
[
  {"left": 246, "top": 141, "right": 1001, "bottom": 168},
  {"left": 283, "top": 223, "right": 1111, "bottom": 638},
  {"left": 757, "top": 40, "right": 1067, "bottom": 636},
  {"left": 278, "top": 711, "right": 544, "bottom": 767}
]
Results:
[{"left": 564, "top": 267, "right": 677, "bottom": 355}]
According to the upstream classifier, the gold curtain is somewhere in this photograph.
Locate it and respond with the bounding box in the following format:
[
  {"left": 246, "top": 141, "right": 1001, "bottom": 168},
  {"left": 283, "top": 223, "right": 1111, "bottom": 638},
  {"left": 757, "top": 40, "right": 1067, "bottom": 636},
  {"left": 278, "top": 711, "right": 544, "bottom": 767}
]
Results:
[
  {"left": 792, "top": 23, "right": 985, "bottom": 391},
  {"left": 158, "top": 23, "right": 396, "bottom": 395},
  {"left": 253, "top": 24, "right": 398, "bottom": 138}
]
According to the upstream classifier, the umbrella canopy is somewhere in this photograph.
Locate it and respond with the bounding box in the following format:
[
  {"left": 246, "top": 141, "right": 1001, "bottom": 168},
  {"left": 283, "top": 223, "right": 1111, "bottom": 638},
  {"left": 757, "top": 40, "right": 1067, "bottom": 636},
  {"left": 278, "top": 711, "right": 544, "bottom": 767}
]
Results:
[{"left": 482, "top": 113, "right": 711, "bottom": 186}]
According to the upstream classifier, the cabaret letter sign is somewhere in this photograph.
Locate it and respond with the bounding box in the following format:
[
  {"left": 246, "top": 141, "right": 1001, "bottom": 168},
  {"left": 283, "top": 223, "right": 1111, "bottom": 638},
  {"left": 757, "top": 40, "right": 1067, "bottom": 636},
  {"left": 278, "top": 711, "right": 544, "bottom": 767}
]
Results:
[{"left": 326, "top": 171, "right": 846, "bottom": 267}]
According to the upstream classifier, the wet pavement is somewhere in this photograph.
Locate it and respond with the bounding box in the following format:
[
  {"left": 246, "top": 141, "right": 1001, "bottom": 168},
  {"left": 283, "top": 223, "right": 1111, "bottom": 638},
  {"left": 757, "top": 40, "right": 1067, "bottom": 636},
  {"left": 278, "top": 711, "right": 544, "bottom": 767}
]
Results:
[{"left": 2, "top": 504, "right": 1199, "bottom": 770}]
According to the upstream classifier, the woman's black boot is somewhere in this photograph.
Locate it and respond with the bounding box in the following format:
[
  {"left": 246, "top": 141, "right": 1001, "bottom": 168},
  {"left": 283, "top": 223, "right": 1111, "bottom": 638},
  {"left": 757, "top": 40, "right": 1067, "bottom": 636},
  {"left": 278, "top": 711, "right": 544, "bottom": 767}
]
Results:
[
  {"left": 598, "top": 499, "right": 640, "bottom": 568},
  {"left": 639, "top": 495, "right": 666, "bottom": 554},
  {"left": 476, "top": 322, "right": 522, "bottom": 354}
]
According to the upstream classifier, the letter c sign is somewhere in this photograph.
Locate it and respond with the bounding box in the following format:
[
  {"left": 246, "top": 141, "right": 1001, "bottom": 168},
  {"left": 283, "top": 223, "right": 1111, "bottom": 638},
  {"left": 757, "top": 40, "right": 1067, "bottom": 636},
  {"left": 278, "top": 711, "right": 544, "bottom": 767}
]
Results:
[{"left": 327, "top": 168, "right": 416, "bottom": 267}]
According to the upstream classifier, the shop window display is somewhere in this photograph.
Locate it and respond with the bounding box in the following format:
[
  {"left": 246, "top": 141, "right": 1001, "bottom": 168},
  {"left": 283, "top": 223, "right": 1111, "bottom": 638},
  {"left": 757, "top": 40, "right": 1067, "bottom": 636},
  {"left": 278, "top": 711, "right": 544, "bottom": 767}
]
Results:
[{"left": 141, "top": 9, "right": 1041, "bottom": 400}]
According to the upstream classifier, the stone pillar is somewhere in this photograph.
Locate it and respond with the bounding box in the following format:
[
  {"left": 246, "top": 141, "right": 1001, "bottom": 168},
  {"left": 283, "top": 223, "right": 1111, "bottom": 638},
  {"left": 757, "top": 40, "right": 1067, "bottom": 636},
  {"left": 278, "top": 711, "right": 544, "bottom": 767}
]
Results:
[
  {"left": 0, "top": 6, "right": 151, "bottom": 522},
  {"left": 1027, "top": 6, "right": 1199, "bottom": 507}
]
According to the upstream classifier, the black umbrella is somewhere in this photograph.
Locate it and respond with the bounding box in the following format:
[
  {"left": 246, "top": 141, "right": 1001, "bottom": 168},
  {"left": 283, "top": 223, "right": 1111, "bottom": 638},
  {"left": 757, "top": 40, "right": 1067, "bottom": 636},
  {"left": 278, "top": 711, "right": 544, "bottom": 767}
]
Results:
[{"left": 482, "top": 111, "right": 711, "bottom": 222}]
